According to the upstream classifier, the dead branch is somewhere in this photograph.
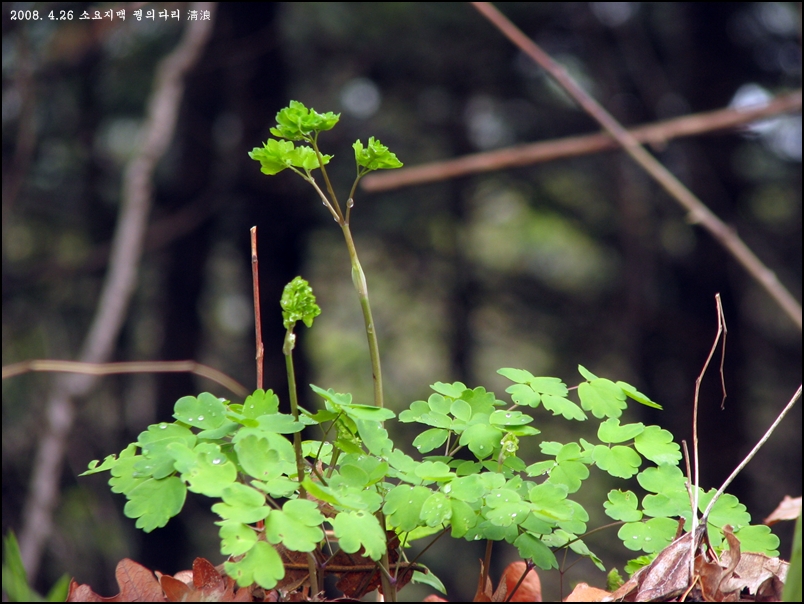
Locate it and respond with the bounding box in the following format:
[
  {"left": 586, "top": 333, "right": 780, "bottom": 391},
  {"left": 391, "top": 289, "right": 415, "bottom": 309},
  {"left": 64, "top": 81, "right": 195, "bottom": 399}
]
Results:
[
  {"left": 465, "top": 2, "right": 801, "bottom": 330},
  {"left": 2, "top": 360, "right": 248, "bottom": 398},
  {"left": 361, "top": 90, "right": 801, "bottom": 192},
  {"left": 18, "top": 4, "right": 217, "bottom": 581}
]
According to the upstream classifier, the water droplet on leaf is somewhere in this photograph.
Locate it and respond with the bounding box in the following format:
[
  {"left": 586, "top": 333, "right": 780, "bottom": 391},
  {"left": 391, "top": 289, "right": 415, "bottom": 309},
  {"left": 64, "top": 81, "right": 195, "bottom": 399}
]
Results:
[
  {"left": 212, "top": 458, "right": 222, "bottom": 465},
  {"left": 198, "top": 415, "right": 205, "bottom": 421}
]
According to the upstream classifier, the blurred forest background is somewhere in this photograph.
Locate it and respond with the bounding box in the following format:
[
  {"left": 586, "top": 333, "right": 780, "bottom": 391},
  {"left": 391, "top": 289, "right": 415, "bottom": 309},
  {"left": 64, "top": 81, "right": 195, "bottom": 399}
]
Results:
[{"left": 2, "top": 2, "right": 801, "bottom": 601}]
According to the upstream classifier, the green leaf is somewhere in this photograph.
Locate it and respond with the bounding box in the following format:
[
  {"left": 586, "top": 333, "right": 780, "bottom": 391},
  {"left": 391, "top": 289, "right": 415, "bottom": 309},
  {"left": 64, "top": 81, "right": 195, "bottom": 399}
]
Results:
[
  {"left": 135, "top": 423, "right": 196, "bottom": 479},
  {"left": 733, "top": 524, "right": 780, "bottom": 556},
  {"left": 604, "top": 490, "right": 643, "bottom": 522},
  {"left": 270, "top": 100, "right": 340, "bottom": 140},
  {"left": 548, "top": 459, "right": 589, "bottom": 493},
  {"left": 173, "top": 393, "right": 227, "bottom": 430},
  {"left": 577, "top": 365, "right": 598, "bottom": 381},
  {"left": 264, "top": 499, "right": 324, "bottom": 552},
  {"left": 415, "top": 461, "right": 453, "bottom": 482},
  {"left": 383, "top": 485, "right": 433, "bottom": 531},
  {"left": 541, "top": 394, "right": 587, "bottom": 420},
  {"left": 420, "top": 492, "right": 452, "bottom": 527},
  {"left": 528, "top": 377, "right": 569, "bottom": 397},
  {"left": 109, "top": 453, "right": 148, "bottom": 495},
  {"left": 331, "top": 510, "right": 386, "bottom": 560},
  {"left": 698, "top": 491, "right": 751, "bottom": 529},
  {"left": 598, "top": 418, "right": 645, "bottom": 443},
  {"left": 123, "top": 477, "right": 186, "bottom": 532},
  {"left": 256, "top": 413, "right": 305, "bottom": 434},
  {"left": 412, "top": 428, "right": 449, "bottom": 453},
  {"left": 224, "top": 541, "right": 284, "bottom": 590},
  {"left": 450, "top": 399, "right": 473, "bottom": 421},
  {"left": 353, "top": 137, "right": 403, "bottom": 172},
  {"left": 445, "top": 474, "right": 485, "bottom": 502},
  {"left": 485, "top": 503, "right": 530, "bottom": 527},
  {"left": 340, "top": 404, "right": 396, "bottom": 422},
  {"left": 81, "top": 442, "right": 138, "bottom": 476},
  {"left": 489, "top": 410, "right": 533, "bottom": 426},
  {"left": 411, "top": 569, "right": 447, "bottom": 594},
  {"left": 617, "top": 381, "right": 662, "bottom": 409},
  {"left": 525, "top": 461, "right": 554, "bottom": 477},
  {"left": 618, "top": 518, "right": 678, "bottom": 553},
  {"left": 528, "top": 482, "right": 574, "bottom": 523},
  {"left": 218, "top": 521, "right": 258, "bottom": 556},
  {"left": 281, "top": 276, "right": 321, "bottom": 329},
  {"left": 167, "top": 442, "right": 237, "bottom": 497},
  {"left": 578, "top": 379, "right": 627, "bottom": 419},
  {"left": 430, "top": 381, "right": 468, "bottom": 399},
  {"left": 634, "top": 426, "right": 682, "bottom": 465},
  {"left": 461, "top": 387, "right": 499, "bottom": 416},
  {"left": 234, "top": 433, "right": 296, "bottom": 481},
  {"left": 355, "top": 419, "right": 393, "bottom": 455},
  {"left": 497, "top": 367, "right": 536, "bottom": 384},
  {"left": 592, "top": 444, "right": 642, "bottom": 479},
  {"left": 506, "top": 383, "right": 540, "bottom": 408},
  {"left": 448, "top": 499, "right": 478, "bottom": 537},
  {"left": 513, "top": 533, "right": 558, "bottom": 570},
  {"left": 211, "top": 484, "right": 270, "bottom": 524},
  {"left": 459, "top": 422, "right": 502, "bottom": 460},
  {"left": 243, "top": 389, "right": 280, "bottom": 418},
  {"left": 248, "top": 138, "right": 297, "bottom": 175}
]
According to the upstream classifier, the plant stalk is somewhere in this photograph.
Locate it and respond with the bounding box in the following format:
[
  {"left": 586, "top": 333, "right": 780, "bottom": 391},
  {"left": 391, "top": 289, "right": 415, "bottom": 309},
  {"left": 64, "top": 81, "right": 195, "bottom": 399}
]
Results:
[
  {"left": 341, "top": 222, "right": 384, "bottom": 408},
  {"left": 283, "top": 330, "right": 307, "bottom": 499}
]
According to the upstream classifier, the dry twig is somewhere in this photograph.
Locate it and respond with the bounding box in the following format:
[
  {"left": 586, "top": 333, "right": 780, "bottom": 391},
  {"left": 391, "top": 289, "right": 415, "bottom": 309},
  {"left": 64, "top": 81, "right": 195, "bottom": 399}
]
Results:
[{"left": 437, "top": 3, "right": 803, "bottom": 330}]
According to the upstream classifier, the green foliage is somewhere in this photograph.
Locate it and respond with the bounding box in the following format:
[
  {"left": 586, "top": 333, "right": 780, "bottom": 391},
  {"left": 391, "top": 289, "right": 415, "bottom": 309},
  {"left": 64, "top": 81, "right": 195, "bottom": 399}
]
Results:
[
  {"left": 80, "top": 102, "right": 779, "bottom": 598},
  {"left": 281, "top": 276, "right": 321, "bottom": 330},
  {"left": 2, "top": 531, "right": 69, "bottom": 602}
]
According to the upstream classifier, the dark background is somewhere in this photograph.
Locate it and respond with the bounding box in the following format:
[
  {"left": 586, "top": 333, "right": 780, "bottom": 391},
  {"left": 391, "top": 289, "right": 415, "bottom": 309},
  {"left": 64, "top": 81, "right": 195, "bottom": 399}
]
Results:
[{"left": 2, "top": 2, "right": 801, "bottom": 601}]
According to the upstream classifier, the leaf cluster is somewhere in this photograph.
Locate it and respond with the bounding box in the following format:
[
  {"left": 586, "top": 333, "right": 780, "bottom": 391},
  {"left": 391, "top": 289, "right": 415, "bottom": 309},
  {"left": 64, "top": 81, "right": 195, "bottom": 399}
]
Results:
[{"left": 82, "top": 364, "right": 778, "bottom": 592}]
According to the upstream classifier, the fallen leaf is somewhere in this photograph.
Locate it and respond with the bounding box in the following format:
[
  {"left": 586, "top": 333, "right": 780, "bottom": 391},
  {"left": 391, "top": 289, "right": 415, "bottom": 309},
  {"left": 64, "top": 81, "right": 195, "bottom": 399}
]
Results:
[
  {"left": 764, "top": 496, "right": 802, "bottom": 526},
  {"left": 564, "top": 582, "right": 610, "bottom": 602},
  {"left": 501, "top": 561, "right": 542, "bottom": 602},
  {"left": 67, "top": 558, "right": 165, "bottom": 602}
]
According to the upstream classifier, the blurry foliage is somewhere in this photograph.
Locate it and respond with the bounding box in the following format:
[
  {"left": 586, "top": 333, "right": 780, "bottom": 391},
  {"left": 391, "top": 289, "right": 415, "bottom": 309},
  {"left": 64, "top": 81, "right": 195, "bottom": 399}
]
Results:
[{"left": 2, "top": 2, "right": 801, "bottom": 602}]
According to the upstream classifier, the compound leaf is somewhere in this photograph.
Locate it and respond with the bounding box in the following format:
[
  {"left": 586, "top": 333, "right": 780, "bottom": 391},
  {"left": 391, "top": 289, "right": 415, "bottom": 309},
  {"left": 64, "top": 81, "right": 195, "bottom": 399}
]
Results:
[
  {"left": 224, "top": 541, "right": 284, "bottom": 590},
  {"left": 331, "top": 510, "right": 386, "bottom": 560},
  {"left": 123, "top": 477, "right": 186, "bottom": 532}
]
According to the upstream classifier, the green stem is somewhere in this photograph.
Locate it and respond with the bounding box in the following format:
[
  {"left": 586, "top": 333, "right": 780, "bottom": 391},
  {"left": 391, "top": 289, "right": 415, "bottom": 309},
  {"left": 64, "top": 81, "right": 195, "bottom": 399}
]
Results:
[
  {"left": 283, "top": 329, "right": 307, "bottom": 497},
  {"left": 341, "top": 222, "right": 384, "bottom": 408}
]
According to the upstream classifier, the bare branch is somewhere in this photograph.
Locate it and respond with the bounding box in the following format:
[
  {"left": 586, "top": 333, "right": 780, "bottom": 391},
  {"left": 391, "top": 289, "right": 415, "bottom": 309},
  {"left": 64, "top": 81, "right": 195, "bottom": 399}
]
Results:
[
  {"left": 251, "top": 227, "right": 264, "bottom": 390},
  {"left": 2, "top": 359, "right": 248, "bottom": 398},
  {"left": 18, "top": 4, "right": 217, "bottom": 580},
  {"left": 361, "top": 90, "right": 802, "bottom": 192},
  {"left": 464, "top": 3, "right": 802, "bottom": 330}
]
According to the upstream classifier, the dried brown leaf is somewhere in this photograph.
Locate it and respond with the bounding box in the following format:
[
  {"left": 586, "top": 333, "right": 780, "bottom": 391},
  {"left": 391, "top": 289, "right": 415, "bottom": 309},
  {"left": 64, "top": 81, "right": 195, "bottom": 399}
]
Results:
[
  {"left": 764, "top": 495, "right": 802, "bottom": 526},
  {"left": 501, "top": 561, "right": 542, "bottom": 602}
]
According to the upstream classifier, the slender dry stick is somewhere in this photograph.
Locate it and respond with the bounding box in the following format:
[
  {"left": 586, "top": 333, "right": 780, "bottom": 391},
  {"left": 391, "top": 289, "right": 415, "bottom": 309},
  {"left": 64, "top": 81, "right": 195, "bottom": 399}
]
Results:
[
  {"left": 701, "top": 384, "right": 801, "bottom": 522},
  {"left": 690, "top": 295, "right": 726, "bottom": 552},
  {"left": 1, "top": 360, "right": 248, "bottom": 397},
  {"left": 250, "top": 227, "right": 264, "bottom": 390},
  {"left": 471, "top": 2, "right": 802, "bottom": 330},
  {"left": 18, "top": 5, "right": 216, "bottom": 579},
  {"left": 361, "top": 90, "right": 802, "bottom": 192}
]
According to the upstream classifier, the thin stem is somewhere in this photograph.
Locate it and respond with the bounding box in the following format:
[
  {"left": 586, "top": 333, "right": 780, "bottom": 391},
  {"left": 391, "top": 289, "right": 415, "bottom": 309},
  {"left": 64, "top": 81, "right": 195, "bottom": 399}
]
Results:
[
  {"left": 701, "top": 385, "right": 801, "bottom": 522},
  {"left": 283, "top": 329, "right": 307, "bottom": 499},
  {"left": 480, "top": 540, "right": 493, "bottom": 596},
  {"left": 341, "top": 222, "right": 384, "bottom": 408},
  {"left": 312, "top": 134, "right": 343, "bottom": 221},
  {"left": 250, "top": 227, "right": 264, "bottom": 390}
]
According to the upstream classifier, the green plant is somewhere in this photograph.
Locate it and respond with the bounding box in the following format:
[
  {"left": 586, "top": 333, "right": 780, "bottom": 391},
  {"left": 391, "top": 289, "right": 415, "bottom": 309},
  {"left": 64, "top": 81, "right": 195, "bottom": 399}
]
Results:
[{"left": 81, "top": 101, "right": 780, "bottom": 601}]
